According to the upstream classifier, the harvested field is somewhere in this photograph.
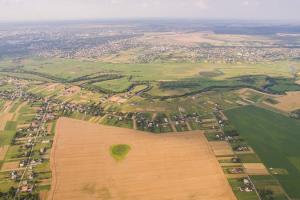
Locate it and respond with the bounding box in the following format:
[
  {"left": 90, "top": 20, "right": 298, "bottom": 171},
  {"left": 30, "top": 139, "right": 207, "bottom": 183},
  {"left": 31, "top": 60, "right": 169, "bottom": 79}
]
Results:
[
  {"left": 270, "top": 91, "right": 300, "bottom": 112},
  {"left": 1, "top": 101, "right": 12, "bottom": 113},
  {"left": 217, "top": 156, "right": 234, "bottom": 161},
  {"left": 226, "top": 174, "right": 247, "bottom": 179},
  {"left": 62, "top": 86, "right": 81, "bottom": 96},
  {"left": 45, "top": 83, "right": 61, "bottom": 91},
  {"left": 0, "top": 161, "right": 19, "bottom": 172},
  {"left": 0, "top": 100, "right": 15, "bottom": 131},
  {"left": 209, "top": 141, "right": 234, "bottom": 156},
  {"left": 48, "top": 117, "right": 236, "bottom": 200},
  {"left": 0, "top": 145, "right": 9, "bottom": 160},
  {"left": 0, "top": 113, "right": 13, "bottom": 131},
  {"left": 12, "top": 102, "right": 27, "bottom": 121},
  {"left": 109, "top": 95, "right": 127, "bottom": 104},
  {"left": 243, "top": 163, "right": 269, "bottom": 175}
]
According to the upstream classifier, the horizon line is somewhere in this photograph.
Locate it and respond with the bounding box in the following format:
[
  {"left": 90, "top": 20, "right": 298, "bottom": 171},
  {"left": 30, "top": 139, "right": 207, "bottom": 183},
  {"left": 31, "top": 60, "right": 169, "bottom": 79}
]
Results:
[{"left": 0, "top": 17, "right": 300, "bottom": 25}]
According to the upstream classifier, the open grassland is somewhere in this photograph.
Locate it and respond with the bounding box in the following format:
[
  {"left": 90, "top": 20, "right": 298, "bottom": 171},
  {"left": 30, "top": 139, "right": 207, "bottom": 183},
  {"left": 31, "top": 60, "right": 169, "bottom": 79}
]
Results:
[
  {"left": 1, "top": 58, "right": 298, "bottom": 82},
  {"left": 18, "top": 58, "right": 204, "bottom": 81},
  {"left": 1, "top": 58, "right": 300, "bottom": 97},
  {"left": 49, "top": 117, "right": 236, "bottom": 200},
  {"left": 0, "top": 72, "right": 52, "bottom": 82},
  {"left": 92, "top": 77, "right": 132, "bottom": 93},
  {"left": 225, "top": 106, "right": 300, "bottom": 199}
]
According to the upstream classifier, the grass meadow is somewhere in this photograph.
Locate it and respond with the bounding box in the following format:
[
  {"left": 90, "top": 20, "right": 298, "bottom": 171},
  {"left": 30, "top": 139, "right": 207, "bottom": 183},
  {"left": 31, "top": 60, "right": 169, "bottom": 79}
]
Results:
[{"left": 1, "top": 57, "right": 297, "bottom": 82}]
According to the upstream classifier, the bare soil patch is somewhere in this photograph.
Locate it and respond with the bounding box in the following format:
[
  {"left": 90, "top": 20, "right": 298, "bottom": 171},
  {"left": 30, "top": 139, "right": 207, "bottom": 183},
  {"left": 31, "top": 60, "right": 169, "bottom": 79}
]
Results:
[
  {"left": 40, "top": 191, "right": 49, "bottom": 200},
  {"left": 209, "top": 141, "right": 234, "bottom": 156},
  {"left": 0, "top": 113, "right": 13, "bottom": 131},
  {"left": 0, "top": 145, "right": 9, "bottom": 160},
  {"left": 109, "top": 95, "right": 127, "bottom": 104},
  {"left": 17, "top": 124, "right": 30, "bottom": 129},
  {"left": 62, "top": 86, "right": 81, "bottom": 96},
  {"left": 45, "top": 83, "right": 61, "bottom": 91},
  {"left": 243, "top": 163, "right": 269, "bottom": 175},
  {"left": 12, "top": 102, "right": 27, "bottom": 121},
  {"left": 48, "top": 117, "right": 236, "bottom": 200},
  {"left": 2, "top": 101, "right": 12, "bottom": 113},
  {"left": 1, "top": 161, "right": 19, "bottom": 171},
  {"left": 271, "top": 91, "right": 300, "bottom": 112}
]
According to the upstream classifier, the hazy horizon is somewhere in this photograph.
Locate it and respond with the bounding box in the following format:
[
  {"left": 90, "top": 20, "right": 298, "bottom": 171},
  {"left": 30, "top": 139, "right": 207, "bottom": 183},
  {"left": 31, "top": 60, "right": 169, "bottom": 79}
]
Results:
[{"left": 0, "top": 0, "right": 299, "bottom": 22}]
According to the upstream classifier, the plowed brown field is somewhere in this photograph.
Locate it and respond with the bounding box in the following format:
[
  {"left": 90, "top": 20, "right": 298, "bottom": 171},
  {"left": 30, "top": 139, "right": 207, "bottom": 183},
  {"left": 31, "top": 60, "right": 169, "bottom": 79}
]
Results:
[{"left": 48, "top": 118, "right": 236, "bottom": 200}]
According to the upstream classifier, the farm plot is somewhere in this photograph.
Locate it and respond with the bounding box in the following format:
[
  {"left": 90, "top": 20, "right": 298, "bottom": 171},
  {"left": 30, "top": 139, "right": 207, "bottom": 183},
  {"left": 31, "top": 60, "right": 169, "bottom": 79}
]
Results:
[
  {"left": 48, "top": 117, "right": 236, "bottom": 200},
  {"left": 243, "top": 163, "right": 269, "bottom": 175},
  {"left": 225, "top": 106, "right": 300, "bottom": 199},
  {"left": 0, "top": 113, "right": 13, "bottom": 131},
  {"left": 209, "top": 141, "right": 234, "bottom": 157},
  {"left": 267, "top": 91, "right": 300, "bottom": 112}
]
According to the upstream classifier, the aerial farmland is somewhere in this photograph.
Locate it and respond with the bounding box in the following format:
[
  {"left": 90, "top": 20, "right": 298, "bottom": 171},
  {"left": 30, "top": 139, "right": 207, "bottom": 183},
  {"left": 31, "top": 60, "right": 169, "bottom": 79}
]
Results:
[{"left": 0, "top": 17, "right": 300, "bottom": 200}]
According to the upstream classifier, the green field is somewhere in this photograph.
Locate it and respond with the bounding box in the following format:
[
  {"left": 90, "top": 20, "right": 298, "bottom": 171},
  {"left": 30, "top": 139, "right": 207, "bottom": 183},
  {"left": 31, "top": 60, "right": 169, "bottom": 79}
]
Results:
[
  {"left": 4, "top": 121, "right": 17, "bottom": 131},
  {"left": 225, "top": 106, "right": 300, "bottom": 199},
  {"left": 92, "top": 77, "right": 132, "bottom": 93},
  {"left": 251, "top": 176, "right": 288, "bottom": 200},
  {"left": 1, "top": 58, "right": 298, "bottom": 82}
]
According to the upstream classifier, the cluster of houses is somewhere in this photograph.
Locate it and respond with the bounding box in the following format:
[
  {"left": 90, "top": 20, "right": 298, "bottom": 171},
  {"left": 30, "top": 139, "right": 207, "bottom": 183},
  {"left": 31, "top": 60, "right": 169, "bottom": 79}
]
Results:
[
  {"left": 123, "top": 42, "right": 300, "bottom": 64},
  {"left": 228, "top": 167, "right": 244, "bottom": 174},
  {"left": 135, "top": 112, "right": 161, "bottom": 131},
  {"left": 171, "top": 113, "right": 188, "bottom": 126},
  {"left": 59, "top": 101, "right": 104, "bottom": 117},
  {"left": 0, "top": 86, "right": 56, "bottom": 195},
  {"left": 240, "top": 178, "right": 255, "bottom": 192},
  {"left": 20, "top": 181, "right": 35, "bottom": 193},
  {"left": 195, "top": 46, "right": 300, "bottom": 64},
  {"left": 134, "top": 110, "right": 222, "bottom": 132},
  {"left": 113, "top": 112, "right": 133, "bottom": 120},
  {"left": 15, "top": 102, "right": 51, "bottom": 194},
  {"left": 234, "top": 145, "right": 250, "bottom": 152},
  {"left": 134, "top": 112, "right": 173, "bottom": 132},
  {"left": 214, "top": 107, "right": 252, "bottom": 154},
  {"left": 214, "top": 107, "right": 259, "bottom": 194}
]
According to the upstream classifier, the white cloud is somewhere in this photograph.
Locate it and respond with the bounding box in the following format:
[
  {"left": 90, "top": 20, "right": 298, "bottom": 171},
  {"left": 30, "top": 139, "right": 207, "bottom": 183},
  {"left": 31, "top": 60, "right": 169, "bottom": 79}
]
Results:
[
  {"left": 194, "top": 0, "right": 208, "bottom": 9},
  {"left": 242, "top": 1, "right": 250, "bottom": 6},
  {"left": 110, "top": 0, "right": 121, "bottom": 5},
  {"left": 141, "top": 2, "right": 149, "bottom": 8},
  {"left": 0, "top": 0, "right": 299, "bottom": 21}
]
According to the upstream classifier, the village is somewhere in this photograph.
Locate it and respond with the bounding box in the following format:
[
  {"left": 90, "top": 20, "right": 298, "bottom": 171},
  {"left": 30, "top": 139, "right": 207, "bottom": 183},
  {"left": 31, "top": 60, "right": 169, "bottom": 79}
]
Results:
[{"left": 0, "top": 76, "right": 286, "bottom": 199}]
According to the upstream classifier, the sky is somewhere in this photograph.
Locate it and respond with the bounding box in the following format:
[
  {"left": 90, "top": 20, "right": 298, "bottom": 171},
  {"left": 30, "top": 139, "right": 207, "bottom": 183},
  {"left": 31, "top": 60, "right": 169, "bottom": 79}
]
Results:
[{"left": 0, "top": 0, "right": 299, "bottom": 22}]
